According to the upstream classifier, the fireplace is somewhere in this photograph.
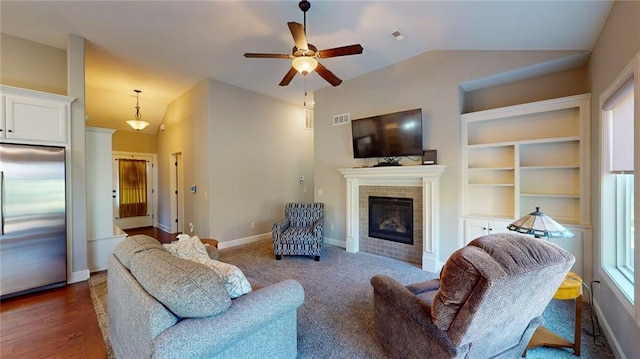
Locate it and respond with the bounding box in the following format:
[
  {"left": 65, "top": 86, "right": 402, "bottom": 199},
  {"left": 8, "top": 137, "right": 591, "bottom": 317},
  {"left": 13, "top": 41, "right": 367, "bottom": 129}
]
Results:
[
  {"left": 339, "top": 165, "right": 446, "bottom": 271},
  {"left": 368, "top": 196, "right": 413, "bottom": 245}
]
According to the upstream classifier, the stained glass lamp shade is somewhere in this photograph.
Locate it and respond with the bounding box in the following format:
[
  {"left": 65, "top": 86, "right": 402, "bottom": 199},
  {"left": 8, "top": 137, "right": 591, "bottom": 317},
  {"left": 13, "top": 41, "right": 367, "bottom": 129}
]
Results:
[{"left": 507, "top": 207, "right": 574, "bottom": 239}]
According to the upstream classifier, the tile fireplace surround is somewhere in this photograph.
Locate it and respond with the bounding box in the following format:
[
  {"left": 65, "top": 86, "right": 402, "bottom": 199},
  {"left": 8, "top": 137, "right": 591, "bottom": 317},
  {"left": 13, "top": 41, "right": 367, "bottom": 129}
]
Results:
[{"left": 339, "top": 165, "right": 446, "bottom": 272}]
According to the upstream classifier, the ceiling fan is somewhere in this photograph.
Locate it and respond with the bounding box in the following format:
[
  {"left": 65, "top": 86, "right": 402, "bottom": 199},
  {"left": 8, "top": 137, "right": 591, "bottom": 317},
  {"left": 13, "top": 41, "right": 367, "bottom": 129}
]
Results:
[{"left": 244, "top": 0, "right": 363, "bottom": 87}]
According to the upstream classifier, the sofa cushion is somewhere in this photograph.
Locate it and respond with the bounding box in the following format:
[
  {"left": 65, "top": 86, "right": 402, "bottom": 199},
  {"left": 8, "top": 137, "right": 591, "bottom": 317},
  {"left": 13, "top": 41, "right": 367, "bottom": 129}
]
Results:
[
  {"left": 130, "top": 248, "right": 231, "bottom": 318},
  {"left": 113, "top": 234, "right": 162, "bottom": 269},
  {"left": 164, "top": 236, "right": 252, "bottom": 298}
]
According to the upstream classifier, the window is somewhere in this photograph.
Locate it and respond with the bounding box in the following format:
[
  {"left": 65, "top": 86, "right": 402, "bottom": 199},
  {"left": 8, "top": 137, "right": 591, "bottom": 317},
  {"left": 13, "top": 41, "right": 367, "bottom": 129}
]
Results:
[
  {"left": 601, "top": 55, "right": 638, "bottom": 303},
  {"left": 616, "top": 174, "right": 634, "bottom": 281}
]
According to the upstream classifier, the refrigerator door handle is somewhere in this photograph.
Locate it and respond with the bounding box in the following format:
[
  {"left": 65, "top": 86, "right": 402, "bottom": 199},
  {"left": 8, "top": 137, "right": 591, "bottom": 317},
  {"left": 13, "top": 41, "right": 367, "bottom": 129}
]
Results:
[{"left": 0, "top": 171, "right": 3, "bottom": 236}]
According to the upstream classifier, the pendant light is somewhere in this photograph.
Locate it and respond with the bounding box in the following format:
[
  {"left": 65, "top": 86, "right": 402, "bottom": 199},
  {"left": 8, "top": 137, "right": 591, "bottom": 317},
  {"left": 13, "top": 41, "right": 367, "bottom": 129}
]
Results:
[{"left": 126, "top": 89, "right": 149, "bottom": 131}]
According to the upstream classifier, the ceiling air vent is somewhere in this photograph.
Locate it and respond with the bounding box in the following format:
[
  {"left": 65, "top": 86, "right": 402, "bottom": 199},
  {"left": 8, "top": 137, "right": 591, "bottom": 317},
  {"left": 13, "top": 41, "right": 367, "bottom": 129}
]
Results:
[{"left": 333, "top": 113, "right": 350, "bottom": 126}]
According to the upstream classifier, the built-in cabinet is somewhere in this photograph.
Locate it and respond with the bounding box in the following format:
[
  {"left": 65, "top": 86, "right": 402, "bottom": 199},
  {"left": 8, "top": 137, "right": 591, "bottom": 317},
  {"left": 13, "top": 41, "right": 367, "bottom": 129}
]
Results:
[
  {"left": 463, "top": 218, "right": 512, "bottom": 244},
  {"left": 1, "top": 85, "right": 72, "bottom": 144},
  {"left": 461, "top": 94, "right": 591, "bottom": 281}
]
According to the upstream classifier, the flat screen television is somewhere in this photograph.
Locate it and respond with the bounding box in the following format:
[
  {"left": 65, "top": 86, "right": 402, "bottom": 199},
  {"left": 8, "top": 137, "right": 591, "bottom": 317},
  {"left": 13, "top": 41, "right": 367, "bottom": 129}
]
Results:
[{"left": 351, "top": 108, "right": 423, "bottom": 160}]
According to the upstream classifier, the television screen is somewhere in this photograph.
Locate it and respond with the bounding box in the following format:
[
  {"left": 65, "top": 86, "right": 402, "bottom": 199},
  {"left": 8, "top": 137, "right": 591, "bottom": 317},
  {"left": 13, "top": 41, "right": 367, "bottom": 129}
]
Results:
[{"left": 351, "top": 108, "right": 423, "bottom": 159}]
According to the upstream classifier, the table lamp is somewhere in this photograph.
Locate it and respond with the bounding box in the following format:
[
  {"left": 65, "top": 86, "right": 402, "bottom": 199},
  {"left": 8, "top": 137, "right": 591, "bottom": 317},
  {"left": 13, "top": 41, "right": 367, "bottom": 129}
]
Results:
[
  {"left": 507, "top": 207, "right": 574, "bottom": 239},
  {"left": 510, "top": 207, "right": 582, "bottom": 355}
]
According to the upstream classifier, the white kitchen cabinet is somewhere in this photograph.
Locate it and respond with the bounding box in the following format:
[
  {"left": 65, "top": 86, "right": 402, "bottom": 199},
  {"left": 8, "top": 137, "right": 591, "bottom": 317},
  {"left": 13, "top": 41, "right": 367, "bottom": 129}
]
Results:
[{"left": 1, "top": 85, "right": 74, "bottom": 144}]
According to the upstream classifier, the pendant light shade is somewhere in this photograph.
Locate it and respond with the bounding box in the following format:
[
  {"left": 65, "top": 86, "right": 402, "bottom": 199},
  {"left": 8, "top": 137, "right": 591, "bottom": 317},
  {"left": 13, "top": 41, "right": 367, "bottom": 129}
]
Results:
[{"left": 126, "top": 89, "right": 149, "bottom": 131}]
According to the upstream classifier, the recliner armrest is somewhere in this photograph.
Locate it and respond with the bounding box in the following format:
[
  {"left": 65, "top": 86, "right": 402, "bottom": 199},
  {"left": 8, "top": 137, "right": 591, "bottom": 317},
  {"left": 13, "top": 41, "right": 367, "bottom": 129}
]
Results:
[
  {"left": 406, "top": 278, "right": 440, "bottom": 295},
  {"left": 371, "top": 274, "right": 455, "bottom": 349}
]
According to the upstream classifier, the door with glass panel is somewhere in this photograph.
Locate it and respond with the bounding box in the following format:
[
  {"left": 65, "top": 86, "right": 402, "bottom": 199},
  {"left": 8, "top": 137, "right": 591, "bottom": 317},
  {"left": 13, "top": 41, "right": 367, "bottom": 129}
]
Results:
[{"left": 112, "top": 155, "right": 154, "bottom": 229}]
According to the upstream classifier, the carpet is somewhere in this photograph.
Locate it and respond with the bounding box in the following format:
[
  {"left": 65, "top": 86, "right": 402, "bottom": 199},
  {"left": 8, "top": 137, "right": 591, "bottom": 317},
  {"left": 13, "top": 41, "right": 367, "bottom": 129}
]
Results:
[
  {"left": 88, "top": 272, "right": 115, "bottom": 359},
  {"left": 89, "top": 239, "right": 614, "bottom": 358}
]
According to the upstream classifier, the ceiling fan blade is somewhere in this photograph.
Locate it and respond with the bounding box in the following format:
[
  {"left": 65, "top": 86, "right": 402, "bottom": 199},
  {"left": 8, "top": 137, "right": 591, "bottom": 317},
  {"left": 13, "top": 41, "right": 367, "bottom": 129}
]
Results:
[
  {"left": 288, "top": 22, "right": 308, "bottom": 50},
  {"left": 279, "top": 67, "right": 298, "bottom": 86},
  {"left": 315, "top": 62, "right": 342, "bottom": 87},
  {"left": 317, "top": 44, "right": 364, "bottom": 58},
  {"left": 244, "top": 53, "right": 292, "bottom": 59}
]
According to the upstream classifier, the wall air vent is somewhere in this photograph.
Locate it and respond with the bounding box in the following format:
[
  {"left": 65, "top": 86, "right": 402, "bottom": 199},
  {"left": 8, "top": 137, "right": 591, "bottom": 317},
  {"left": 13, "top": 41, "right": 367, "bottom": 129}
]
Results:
[
  {"left": 333, "top": 113, "right": 350, "bottom": 126},
  {"left": 305, "top": 109, "right": 314, "bottom": 130}
]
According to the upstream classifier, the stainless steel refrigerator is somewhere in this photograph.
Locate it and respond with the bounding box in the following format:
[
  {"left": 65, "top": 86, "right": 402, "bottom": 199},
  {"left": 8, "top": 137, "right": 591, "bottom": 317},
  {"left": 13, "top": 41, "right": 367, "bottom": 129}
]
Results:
[{"left": 0, "top": 143, "right": 67, "bottom": 298}]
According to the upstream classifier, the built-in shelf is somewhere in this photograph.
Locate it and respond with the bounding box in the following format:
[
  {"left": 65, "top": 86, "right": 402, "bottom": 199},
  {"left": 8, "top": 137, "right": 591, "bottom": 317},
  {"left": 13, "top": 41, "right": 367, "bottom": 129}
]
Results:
[
  {"left": 461, "top": 93, "right": 591, "bottom": 227},
  {"left": 461, "top": 95, "right": 592, "bottom": 282},
  {"left": 520, "top": 193, "right": 580, "bottom": 198}
]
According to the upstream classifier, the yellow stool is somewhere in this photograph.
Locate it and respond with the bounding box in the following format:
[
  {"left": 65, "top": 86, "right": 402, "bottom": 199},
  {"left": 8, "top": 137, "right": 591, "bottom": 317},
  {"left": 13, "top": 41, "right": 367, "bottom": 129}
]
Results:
[{"left": 526, "top": 272, "right": 582, "bottom": 356}]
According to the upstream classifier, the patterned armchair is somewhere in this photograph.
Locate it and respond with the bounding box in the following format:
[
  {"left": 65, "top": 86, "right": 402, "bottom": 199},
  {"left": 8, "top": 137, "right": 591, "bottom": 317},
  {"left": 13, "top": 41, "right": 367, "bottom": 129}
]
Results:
[
  {"left": 272, "top": 203, "right": 324, "bottom": 261},
  {"left": 370, "top": 233, "right": 575, "bottom": 359}
]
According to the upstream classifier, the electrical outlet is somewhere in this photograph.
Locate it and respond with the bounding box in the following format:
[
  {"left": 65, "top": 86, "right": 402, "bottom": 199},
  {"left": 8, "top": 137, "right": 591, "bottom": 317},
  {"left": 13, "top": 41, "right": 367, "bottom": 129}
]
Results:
[
  {"left": 189, "top": 222, "right": 194, "bottom": 234},
  {"left": 251, "top": 222, "right": 256, "bottom": 229},
  {"left": 330, "top": 224, "right": 335, "bottom": 231}
]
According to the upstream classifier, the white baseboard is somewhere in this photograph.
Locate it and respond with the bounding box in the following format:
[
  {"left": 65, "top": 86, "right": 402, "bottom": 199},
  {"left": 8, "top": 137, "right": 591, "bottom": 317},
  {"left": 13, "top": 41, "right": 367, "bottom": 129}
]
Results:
[
  {"left": 68, "top": 269, "right": 90, "bottom": 284},
  {"left": 157, "top": 223, "right": 171, "bottom": 233},
  {"left": 217, "top": 232, "right": 272, "bottom": 249},
  {"left": 324, "top": 236, "right": 346, "bottom": 248},
  {"left": 592, "top": 299, "right": 627, "bottom": 359},
  {"left": 218, "top": 234, "right": 346, "bottom": 251}
]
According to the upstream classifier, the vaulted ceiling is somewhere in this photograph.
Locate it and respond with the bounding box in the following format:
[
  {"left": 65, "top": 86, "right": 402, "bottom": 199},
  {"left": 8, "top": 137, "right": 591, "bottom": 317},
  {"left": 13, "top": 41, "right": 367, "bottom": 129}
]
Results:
[{"left": 1, "top": 1, "right": 614, "bottom": 134}]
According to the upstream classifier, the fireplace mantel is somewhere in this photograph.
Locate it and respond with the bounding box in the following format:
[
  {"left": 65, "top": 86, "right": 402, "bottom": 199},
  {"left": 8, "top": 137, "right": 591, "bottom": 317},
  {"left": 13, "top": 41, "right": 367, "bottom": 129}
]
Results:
[{"left": 338, "top": 165, "right": 446, "bottom": 272}]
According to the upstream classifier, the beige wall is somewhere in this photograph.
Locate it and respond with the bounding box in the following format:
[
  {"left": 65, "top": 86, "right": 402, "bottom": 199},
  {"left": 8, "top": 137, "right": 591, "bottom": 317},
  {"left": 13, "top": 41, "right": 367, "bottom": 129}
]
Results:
[
  {"left": 157, "top": 79, "right": 210, "bottom": 237},
  {"left": 208, "top": 80, "right": 313, "bottom": 241},
  {"left": 156, "top": 78, "right": 313, "bottom": 243},
  {"left": 1, "top": 33, "right": 67, "bottom": 95},
  {"left": 463, "top": 66, "right": 589, "bottom": 113},
  {"left": 112, "top": 130, "right": 157, "bottom": 153},
  {"left": 313, "top": 50, "right": 590, "bottom": 266},
  {"left": 588, "top": 1, "right": 640, "bottom": 358}
]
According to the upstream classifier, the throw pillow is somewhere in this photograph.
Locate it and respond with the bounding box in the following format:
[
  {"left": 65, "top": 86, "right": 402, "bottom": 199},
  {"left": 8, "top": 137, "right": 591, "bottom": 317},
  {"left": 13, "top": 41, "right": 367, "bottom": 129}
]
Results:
[
  {"left": 163, "top": 235, "right": 252, "bottom": 298},
  {"left": 195, "top": 258, "right": 253, "bottom": 299},
  {"left": 130, "top": 248, "right": 231, "bottom": 318},
  {"left": 163, "top": 235, "right": 210, "bottom": 262}
]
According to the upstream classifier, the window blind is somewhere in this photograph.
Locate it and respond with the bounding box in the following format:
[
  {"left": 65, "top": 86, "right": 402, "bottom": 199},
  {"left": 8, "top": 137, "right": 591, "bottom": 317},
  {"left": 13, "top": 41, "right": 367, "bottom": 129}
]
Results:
[{"left": 604, "top": 76, "right": 634, "bottom": 173}]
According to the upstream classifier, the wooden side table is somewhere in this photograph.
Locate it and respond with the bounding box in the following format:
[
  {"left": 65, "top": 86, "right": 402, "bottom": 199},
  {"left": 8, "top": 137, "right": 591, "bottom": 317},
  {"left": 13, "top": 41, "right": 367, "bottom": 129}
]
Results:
[
  {"left": 200, "top": 238, "right": 219, "bottom": 248},
  {"left": 525, "top": 272, "right": 582, "bottom": 356}
]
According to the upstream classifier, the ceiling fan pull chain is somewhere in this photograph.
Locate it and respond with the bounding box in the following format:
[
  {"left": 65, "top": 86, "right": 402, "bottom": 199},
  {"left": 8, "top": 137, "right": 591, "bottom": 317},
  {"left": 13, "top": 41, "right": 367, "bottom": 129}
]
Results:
[{"left": 304, "top": 77, "right": 308, "bottom": 107}]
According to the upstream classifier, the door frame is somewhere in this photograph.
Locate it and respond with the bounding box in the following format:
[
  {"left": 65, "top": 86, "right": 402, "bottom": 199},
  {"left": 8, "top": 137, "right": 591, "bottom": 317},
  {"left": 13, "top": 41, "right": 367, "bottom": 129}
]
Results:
[
  {"left": 169, "top": 150, "right": 184, "bottom": 234},
  {"left": 112, "top": 151, "right": 158, "bottom": 229}
]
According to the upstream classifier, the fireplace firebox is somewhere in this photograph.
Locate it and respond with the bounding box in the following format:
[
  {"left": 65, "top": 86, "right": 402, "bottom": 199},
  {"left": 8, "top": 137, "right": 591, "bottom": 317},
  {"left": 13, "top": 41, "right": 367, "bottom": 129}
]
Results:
[{"left": 368, "top": 196, "right": 413, "bottom": 245}]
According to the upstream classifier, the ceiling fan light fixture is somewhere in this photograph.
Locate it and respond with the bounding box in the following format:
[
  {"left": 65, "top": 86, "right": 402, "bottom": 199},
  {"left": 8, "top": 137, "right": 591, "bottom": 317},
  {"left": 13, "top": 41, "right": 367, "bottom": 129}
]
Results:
[
  {"left": 126, "top": 89, "right": 149, "bottom": 131},
  {"left": 292, "top": 56, "right": 318, "bottom": 75}
]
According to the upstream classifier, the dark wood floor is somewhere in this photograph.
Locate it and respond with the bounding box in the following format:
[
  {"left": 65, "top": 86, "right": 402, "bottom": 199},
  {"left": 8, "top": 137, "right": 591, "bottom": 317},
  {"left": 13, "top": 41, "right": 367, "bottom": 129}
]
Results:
[
  {"left": 125, "top": 226, "right": 176, "bottom": 243},
  {"left": 0, "top": 226, "right": 171, "bottom": 359}
]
